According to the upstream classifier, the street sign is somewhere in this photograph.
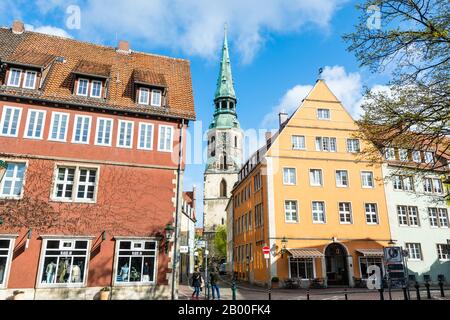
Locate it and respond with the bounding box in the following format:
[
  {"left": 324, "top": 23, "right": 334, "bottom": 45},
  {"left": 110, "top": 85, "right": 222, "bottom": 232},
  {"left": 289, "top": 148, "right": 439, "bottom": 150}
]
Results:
[
  {"left": 205, "top": 250, "right": 209, "bottom": 255},
  {"left": 180, "top": 246, "right": 189, "bottom": 253},
  {"left": 263, "top": 246, "right": 270, "bottom": 259},
  {"left": 197, "top": 240, "right": 205, "bottom": 248},
  {"left": 384, "top": 246, "right": 402, "bottom": 263}
]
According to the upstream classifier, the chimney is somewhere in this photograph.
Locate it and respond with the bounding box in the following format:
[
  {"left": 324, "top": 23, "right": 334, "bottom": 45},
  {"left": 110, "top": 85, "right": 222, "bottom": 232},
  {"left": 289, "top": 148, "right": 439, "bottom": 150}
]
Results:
[
  {"left": 279, "top": 112, "right": 288, "bottom": 128},
  {"left": 12, "top": 20, "right": 25, "bottom": 35},
  {"left": 117, "top": 40, "right": 130, "bottom": 54},
  {"left": 265, "top": 131, "right": 272, "bottom": 144}
]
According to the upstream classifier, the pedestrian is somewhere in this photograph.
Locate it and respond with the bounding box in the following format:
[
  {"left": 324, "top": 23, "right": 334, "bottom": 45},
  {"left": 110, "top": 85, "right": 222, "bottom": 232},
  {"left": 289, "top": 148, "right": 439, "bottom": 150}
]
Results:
[
  {"left": 191, "top": 267, "right": 203, "bottom": 299},
  {"left": 210, "top": 267, "right": 221, "bottom": 300}
]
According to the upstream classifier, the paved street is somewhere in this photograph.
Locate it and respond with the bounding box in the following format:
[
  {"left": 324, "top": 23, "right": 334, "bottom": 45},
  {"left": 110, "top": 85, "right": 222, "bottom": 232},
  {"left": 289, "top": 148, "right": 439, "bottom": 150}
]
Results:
[{"left": 178, "top": 279, "right": 450, "bottom": 301}]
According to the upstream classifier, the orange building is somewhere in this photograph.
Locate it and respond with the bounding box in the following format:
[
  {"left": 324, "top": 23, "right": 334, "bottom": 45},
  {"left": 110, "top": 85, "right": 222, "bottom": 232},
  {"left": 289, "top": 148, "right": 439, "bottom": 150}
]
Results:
[{"left": 231, "top": 80, "right": 392, "bottom": 288}]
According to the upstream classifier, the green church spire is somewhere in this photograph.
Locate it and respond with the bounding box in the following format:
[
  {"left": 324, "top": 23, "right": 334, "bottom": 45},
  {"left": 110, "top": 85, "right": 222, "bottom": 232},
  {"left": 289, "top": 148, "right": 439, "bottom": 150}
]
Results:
[{"left": 214, "top": 25, "right": 236, "bottom": 101}]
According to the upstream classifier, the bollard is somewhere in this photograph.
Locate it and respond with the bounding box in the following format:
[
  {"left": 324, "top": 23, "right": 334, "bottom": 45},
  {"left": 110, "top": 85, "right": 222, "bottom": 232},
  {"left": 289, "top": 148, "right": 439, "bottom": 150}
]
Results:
[
  {"left": 414, "top": 282, "right": 421, "bottom": 300},
  {"left": 268, "top": 287, "right": 271, "bottom": 301},
  {"left": 439, "top": 280, "right": 445, "bottom": 298},
  {"left": 425, "top": 282, "right": 431, "bottom": 299},
  {"left": 206, "top": 283, "right": 210, "bottom": 300},
  {"left": 379, "top": 287, "right": 384, "bottom": 301},
  {"left": 231, "top": 279, "right": 237, "bottom": 300},
  {"left": 307, "top": 290, "right": 310, "bottom": 301},
  {"left": 403, "top": 287, "right": 408, "bottom": 300},
  {"left": 344, "top": 289, "right": 348, "bottom": 300}
]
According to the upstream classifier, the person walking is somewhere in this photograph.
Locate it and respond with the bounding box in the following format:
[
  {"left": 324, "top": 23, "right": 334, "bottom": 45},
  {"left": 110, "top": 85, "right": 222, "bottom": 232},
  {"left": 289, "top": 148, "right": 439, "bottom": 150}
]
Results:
[
  {"left": 210, "top": 268, "right": 221, "bottom": 300},
  {"left": 191, "top": 267, "right": 203, "bottom": 300}
]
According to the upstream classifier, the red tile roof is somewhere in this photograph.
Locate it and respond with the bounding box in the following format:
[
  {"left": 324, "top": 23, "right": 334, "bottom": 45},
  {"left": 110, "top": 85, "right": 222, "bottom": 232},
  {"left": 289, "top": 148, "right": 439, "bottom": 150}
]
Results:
[{"left": 0, "top": 27, "right": 195, "bottom": 120}]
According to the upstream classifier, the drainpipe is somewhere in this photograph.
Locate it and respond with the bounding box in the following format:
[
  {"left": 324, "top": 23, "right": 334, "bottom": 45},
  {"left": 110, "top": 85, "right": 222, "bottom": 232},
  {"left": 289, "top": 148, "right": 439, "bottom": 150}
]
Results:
[{"left": 171, "top": 119, "right": 185, "bottom": 300}]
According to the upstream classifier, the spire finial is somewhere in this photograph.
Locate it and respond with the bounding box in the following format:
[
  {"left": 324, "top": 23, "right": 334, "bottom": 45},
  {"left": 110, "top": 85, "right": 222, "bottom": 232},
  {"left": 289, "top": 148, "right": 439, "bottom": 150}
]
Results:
[{"left": 318, "top": 67, "right": 324, "bottom": 80}]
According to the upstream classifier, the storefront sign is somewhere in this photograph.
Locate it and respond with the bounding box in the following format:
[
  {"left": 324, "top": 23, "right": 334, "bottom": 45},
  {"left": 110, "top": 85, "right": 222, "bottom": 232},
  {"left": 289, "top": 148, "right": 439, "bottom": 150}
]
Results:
[{"left": 180, "top": 246, "right": 189, "bottom": 253}]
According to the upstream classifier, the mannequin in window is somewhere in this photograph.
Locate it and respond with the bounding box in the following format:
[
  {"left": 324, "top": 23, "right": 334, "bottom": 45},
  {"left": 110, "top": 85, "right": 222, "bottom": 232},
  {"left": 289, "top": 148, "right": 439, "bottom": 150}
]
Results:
[
  {"left": 45, "top": 261, "right": 57, "bottom": 283},
  {"left": 0, "top": 263, "right": 4, "bottom": 284},
  {"left": 118, "top": 262, "right": 129, "bottom": 281},
  {"left": 143, "top": 262, "right": 150, "bottom": 282},
  {"left": 57, "top": 259, "right": 68, "bottom": 283},
  {"left": 71, "top": 261, "right": 82, "bottom": 283}
]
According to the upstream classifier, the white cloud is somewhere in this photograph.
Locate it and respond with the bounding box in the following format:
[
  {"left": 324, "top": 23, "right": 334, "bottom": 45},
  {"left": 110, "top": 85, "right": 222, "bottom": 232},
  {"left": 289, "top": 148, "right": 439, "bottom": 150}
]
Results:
[
  {"left": 261, "top": 65, "right": 364, "bottom": 128},
  {"left": 25, "top": 24, "right": 73, "bottom": 39}
]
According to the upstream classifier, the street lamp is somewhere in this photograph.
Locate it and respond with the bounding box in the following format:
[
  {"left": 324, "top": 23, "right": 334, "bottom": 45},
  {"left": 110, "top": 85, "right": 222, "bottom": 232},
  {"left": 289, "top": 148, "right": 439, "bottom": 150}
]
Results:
[
  {"left": 280, "top": 237, "right": 288, "bottom": 258},
  {"left": 0, "top": 160, "right": 7, "bottom": 183},
  {"left": 165, "top": 223, "right": 175, "bottom": 254}
]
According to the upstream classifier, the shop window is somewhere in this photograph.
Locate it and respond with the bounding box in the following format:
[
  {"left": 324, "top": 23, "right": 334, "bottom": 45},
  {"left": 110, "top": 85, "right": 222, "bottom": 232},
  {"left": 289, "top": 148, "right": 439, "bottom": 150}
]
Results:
[
  {"left": 289, "top": 258, "right": 314, "bottom": 279},
  {"left": 115, "top": 240, "right": 157, "bottom": 284},
  {"left": 0, "top": 238, "right": 14, "bottom": 288},
  {"left": 359, "top": 257, "right": 384, "bottom": 279}
]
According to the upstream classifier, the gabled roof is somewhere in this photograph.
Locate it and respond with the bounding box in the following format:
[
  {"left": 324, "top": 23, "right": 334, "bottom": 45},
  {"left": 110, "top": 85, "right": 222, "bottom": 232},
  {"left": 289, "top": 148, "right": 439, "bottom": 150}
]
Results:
[
  {"left": 133, "top": 69, "right": 167, "bottom": 88},
  {"left": 3, "top": 49, "right": 55, "bottom": 69},
  {"left": 0, "top": 27, "right": 195, "bottom": 120}
]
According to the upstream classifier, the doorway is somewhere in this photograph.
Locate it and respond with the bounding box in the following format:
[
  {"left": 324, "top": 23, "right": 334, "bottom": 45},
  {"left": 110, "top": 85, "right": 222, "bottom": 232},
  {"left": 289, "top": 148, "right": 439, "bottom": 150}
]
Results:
[{"left": 325, "top": 243, "right": 349, "bottom": 286}]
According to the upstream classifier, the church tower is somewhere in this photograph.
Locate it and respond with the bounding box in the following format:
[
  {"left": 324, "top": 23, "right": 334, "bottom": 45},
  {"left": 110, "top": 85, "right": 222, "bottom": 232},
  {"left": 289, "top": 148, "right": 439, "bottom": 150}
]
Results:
[{"left": 203, "top": 27, "right": 243, "bottom": 255}]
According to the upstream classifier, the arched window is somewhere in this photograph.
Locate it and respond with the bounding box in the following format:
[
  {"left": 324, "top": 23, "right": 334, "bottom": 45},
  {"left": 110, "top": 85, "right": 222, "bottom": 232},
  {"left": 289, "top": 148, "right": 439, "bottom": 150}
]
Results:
[
  {"left": 220, "top": 179, "right": 227, "bottom": 197},
  {"left": 221, "top": 101, "right": 227, "bottom": 109},
  {"left": 234, "top": 136, "right": 238, "bottom": 148},
  {"left": 219, "top": 152, "right": 227, "bottom": 170},
  {"left": 211, "top": 136, "right": 216, "bottom": 157}
]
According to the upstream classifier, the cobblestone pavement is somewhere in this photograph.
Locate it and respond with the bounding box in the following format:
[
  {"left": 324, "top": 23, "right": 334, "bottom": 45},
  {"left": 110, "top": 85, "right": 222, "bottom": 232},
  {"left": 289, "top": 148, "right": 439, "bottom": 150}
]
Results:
[{"left": 178, "top": 280, "right": 450, "bottom": 301}]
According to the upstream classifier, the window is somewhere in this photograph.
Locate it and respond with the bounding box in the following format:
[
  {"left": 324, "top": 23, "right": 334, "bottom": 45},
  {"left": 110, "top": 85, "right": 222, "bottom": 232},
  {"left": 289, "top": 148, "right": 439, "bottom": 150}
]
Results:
[
  {"left": 220, "top": 179, "right": 227, "bottom": 197},
  {"left": 284, "top": 200, "right": 298, "bottom": 223},
  {"left": 151, "top": 90, "right": 162, "bottom": 107},
  {"left": 399, "top": 149, "right": 408, "bottom": 161},
  {"left": 292, "top": 135, "right": 306, "bottom": 150},
  {"left": 361, "top": 171, "right": 374, "bottom": 188},
  {"left": 385, "top": 148, "right": 395, "bottom": 160},
  {"left": 339, "top": 202, "right": 352, "bottom": 224},
  {"left": 158, "top": 125, "right": 173, "bottom": 152},
  {"left": 438, "top": 208, "right": 449, "bottom": 228},
  {"left": 76, "top": 78, "right": 89, "bottom": 96},
  {"left": 406, "top": 243, "right": 422, "bottom": 260},
  {"left": 397, "top": 206, "right": 420, "bottom": 227},
  {"left": 429, "top": 208, "right": 439, "bottom": 227},
  {"left": 253, "top": 173, "right": 262, "bottom": 191},
  {"left": 95, "top": 118, "right": 113, "bottom": 146},
  {"left": 347, "top": 139, "right": 360, "bottom": 153},
  {"left": 317, "top": 108, "right": 330, "bottom": 120},
  {"left": 117, "top": 120, "right": 134, "bottom": 148},
  {"left": 0, "top": 238, "right": 14, "bottom": 288},
  {"left": 437, "top": 244, "right": 449, "bottom": 261},
  {"left": 433, "top": 178, "right": 443, "bottom": 193},
  {"left": 412, "top": 151, "right": 421, "bottom": 163},
  {"left": 365, "top": 203, "right": 379, "bottom": 224},
  {"left": 393, "top": 175, "right": 403, "bottom": 190},
  {"left": 39, "top": 239, "right": 90, "bottom": 286},
  {"left": 289, "top": 258, "right": 314, "bottom": 279},
  {"left": 53, "top": 166, "right": 98, "bottom": 202},
  {"left": 90, "top": 80, "right": 102, "bottom": 98},
  {"left": 255, "top": 203, "right": 263, "bottom": 228},
  {"left": 23, "top": 71, "right": 37, "bottom": 89},
  {"left": 283, "top": 168, "right": 296, "bottom": 185},
  {"left": 138, "top": 123, "right": 154, "bottom": 150},
  {"left": 393, "top": 176, "right": 414, "bottom": 191},
  {"left": 315, "top": 137, "right": 336, "bottom": 152},
  {"left": 0, "top": 106, "right": 22, "bottom": 137},
  {"left": 424, "top": 152, "right": 434, "bottom": 164},
  {"left": 248, "top": 211, "right": 252, "bottom": 230},
  {"left": 72, "top": 115, "right": 91, "bottom": 144},
  {"left": 138, "top": 88, "right": 150, "bottom": 105},
  {"left": 312, "top": 201, "right": 326, "bottom": 223},
  {"left": 0, "top": 162, "right": 26, "bottom": 198},
  {"left": 48, "top": 112, "right": 69, "bottom": 142},
  {"left": 7, "top": 68, "right": 21, "bottom": 87},
  {"left": 309, "top": 169, "right": 323, "bottom": 186},
  {"left": 359, "top": 257, "right": 384, "bottom": 279},
  {"left": 336, "top": 170, "right": 348, "bottom": 187},
  {"left": 424, "top": 178, "right": 433, "bottom": 193},
  {"left": 24, "top": 109, "right": 46, "bottom": 139}
]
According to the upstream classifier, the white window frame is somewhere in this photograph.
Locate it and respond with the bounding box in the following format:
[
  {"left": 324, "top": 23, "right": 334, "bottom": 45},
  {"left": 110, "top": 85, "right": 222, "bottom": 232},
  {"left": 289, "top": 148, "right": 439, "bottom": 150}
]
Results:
[
  {"left": 24, "top": 109, "right": 46, "bottom": 140},
  {"left": 309, "top": 169, "right": 323, "bottom": 187},
  {"left": 423, "top": 178, "right": 433, "bottom": 193},
  {"left": 424, "top": 152, "right": 434, "bottom": 164},
  {"left": 0, "top": 106, "right": 22, "bottom": 137},
  {"left": 438, "top": 208, "right": 449, "bottom": 228},
  {"left": 0, "top": 236, "right": 17, "bottom": 289},
  {"left": 137, "top": 122, "right": 154, "bottom": 151},
  {"left": 284, "top": 200, "right": 298, "bottom": 223},
  {"left": 116, "top": 120, "right": 134, "bottom": 149},
  {"left": 138, "top": 88, "right": 150, "bottom": 105},
  {"left": 338, "top": 202, "right": 352, "bottom": 224},
  {"left": 71, "top": 115, "right": 92, "bottom": 145},
  {"left": 385, "top": 148, "right": 395, "bottom": 160},
  {"left": 365, "top": 203, "right": 379, "bottom": 225},
  {"left": 150, "top": 89, "right": 162, "bottom": 107},
  {"left": 7, "top": 68, "right": 22, "bottom": 87},
  {"left": 157, "top": 125, "right": 174, "bottom": 152},
  {"left": 288, "top": 257, "right": 316, "bottom": 279},
  {"left": 283, "top": 168, "right": 296, "bottom": 185},
  {"left": 437, "top": 244, "right": 450, "bottom": 261},
  {"left": 398, "top": 149, "right": 408, "bottom": 161},
  {"left": 94, "top": 117, "right": 114, "bottom": 147},
  {"left": 361, "top": 171, "right": 374, "bottom": 189},
  {"left": 76, "top": 78, "right": 89, "bottom": 97},
  {"left": 428, "top": 208, "right": 439, "bottom": 227},
  {"left": 412, "top": 150, "right": 421, "bottom": 163},
  {"left": 405, "top": 243, "right": 422, "bottom": 261},
  {"left": 51, "top": 164, "right": 100, "bottom": 203},
  {"left": 36, "top": 237, "right": 92, "bottom": 289},
  {"left": 89, "top": 80, "right": 103, "bottom": 98},
  {"left": 0, "top": 161, "right": 27, "bottom": 200},
  {"left": 397, "top": 205, "right": 420, "bottom": 227},
  {"left": 432, "top": 178, "right": 443, "bottom": 194},
  {"left": 292, "top": 135, "right": 306, "bottom": 150},
  {"left": 312, "top": 201, "right": 326, "bottom": 224},
  {"left": 23, "top": 70, "right": 37, "bottom": 89},
  {"left": 346, "top": 139, "right": 360, "bottom": 153},
  {"left": 317, "top": 108, "right": 330, "bottom": 120},
  {"left": 48, "top": 112, "right": 70, "bottom": 142},
  {"left": 112, "top": 238, "right": 159, "bottom": 286},
  {"left": 336, "top": 170, "right": 349, "bottom": 188}
]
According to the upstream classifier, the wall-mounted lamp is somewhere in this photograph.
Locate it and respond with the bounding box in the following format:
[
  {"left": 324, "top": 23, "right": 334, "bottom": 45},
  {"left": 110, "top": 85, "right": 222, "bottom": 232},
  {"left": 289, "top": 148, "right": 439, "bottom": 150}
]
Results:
[
  {"left": 25, "top": 227, "right": 32, "bottom": 249},
  {"left": 280, "top": 237, "right": 288, "bottom": 258},
  {"left": 164, "top": 224, "right": 175, "bottom": 254},
  {"left": 102, "top": 231, "right": 107, "bottom": 241}
]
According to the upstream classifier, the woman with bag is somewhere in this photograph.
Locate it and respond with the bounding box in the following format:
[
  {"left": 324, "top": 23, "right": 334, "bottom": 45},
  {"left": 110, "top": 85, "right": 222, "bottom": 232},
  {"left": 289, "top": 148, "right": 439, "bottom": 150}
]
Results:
[{"left": 191, "top": 267, "right": 203, "bottom": 299}]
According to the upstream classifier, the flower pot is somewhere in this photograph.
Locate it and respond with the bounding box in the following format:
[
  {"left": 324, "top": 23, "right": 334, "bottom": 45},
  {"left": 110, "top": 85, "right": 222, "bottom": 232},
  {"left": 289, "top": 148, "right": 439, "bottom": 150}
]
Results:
[{"left": 100, "top": 290, "right": 110, "bottom": 300}]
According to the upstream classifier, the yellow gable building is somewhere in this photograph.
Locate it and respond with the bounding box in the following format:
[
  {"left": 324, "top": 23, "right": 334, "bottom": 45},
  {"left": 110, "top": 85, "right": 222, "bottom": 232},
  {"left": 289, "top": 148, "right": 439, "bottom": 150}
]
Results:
[{"left": 232, "top": 79, "right": 392, "bottom": 288}]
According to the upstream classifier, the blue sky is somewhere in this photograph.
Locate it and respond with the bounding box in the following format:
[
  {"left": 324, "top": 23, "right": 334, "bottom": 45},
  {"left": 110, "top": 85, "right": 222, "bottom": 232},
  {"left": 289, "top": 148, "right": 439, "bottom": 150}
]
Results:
[{"left": 0, "top": 1, "right": 391, "bottom": 227}]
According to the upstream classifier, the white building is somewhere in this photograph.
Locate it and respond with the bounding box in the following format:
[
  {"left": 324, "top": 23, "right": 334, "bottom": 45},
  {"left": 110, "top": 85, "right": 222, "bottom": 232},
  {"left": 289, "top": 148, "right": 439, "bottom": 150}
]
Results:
[{"left": 179, "top": 189, "right": 196, "bottom": 283}]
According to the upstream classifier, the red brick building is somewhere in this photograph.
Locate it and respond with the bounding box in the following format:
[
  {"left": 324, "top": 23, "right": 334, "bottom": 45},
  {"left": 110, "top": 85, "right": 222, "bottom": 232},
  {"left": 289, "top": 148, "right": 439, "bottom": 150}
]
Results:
[{"left": 0, "top": 21, "right": 195, "bottom": 299}]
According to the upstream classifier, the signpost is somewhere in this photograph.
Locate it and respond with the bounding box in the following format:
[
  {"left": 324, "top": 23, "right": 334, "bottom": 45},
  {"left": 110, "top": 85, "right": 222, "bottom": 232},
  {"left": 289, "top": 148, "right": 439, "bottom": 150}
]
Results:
[
  {"left": 384, "top": 246, "right": 407, "bottom": 299},
  {"left": 263, "top": 245, "right": 271, "bottom": 300}
]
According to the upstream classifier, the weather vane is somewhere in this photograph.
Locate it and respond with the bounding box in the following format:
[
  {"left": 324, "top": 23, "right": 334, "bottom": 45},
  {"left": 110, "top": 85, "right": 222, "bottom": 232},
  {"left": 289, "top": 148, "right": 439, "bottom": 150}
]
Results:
[{"left": 318, "top": 67, "right": 324, "bottom": 79}]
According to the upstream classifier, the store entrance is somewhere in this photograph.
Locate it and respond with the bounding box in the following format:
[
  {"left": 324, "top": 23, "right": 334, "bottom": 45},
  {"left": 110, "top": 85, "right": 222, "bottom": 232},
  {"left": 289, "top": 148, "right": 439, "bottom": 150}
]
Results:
[{"left": 325, "top": 243, "right": 349, "bottom": 286}]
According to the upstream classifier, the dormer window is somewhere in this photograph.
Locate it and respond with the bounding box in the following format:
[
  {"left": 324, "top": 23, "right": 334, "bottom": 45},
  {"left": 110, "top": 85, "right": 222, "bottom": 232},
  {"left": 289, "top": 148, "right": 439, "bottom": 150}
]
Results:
[
  {"left": 138, "top": 88, "right": 150, "bottom": 105},
  {"left": 8, "top": 68, "right": 22, "bottom": 87},
  {"left": 151, "top": 89, "right": 162, "bottom": 107},
  {"left": 90, "top": 80, "right": 102, "bottom": 98},
  {"left": 77, "top": 78, "right": 89, "bottom": 96},
  {"left": 75, "top": 78, "right": 103, "bottom": 99},
  {"left": 23, "top": 71, "right": 37, "bottom": 89}
]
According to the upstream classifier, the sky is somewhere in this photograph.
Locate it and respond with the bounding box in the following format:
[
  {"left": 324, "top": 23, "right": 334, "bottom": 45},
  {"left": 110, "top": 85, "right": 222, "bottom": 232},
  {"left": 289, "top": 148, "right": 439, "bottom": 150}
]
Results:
[{"left": 0, "top": 0, "right": 392, "bottom": 227}]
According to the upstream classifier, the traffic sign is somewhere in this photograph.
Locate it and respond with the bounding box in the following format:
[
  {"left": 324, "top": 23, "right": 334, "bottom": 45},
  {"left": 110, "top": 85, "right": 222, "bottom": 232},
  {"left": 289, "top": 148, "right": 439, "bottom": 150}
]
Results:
[
  {"left": 197, "top": 240, "right": 205, "bottom": 248},
  {"left": 180, "top": 246, "right": 189, "bottom": 253},
  {"left": 263, "top": 246, "right": 270, "bottom": 259}
]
